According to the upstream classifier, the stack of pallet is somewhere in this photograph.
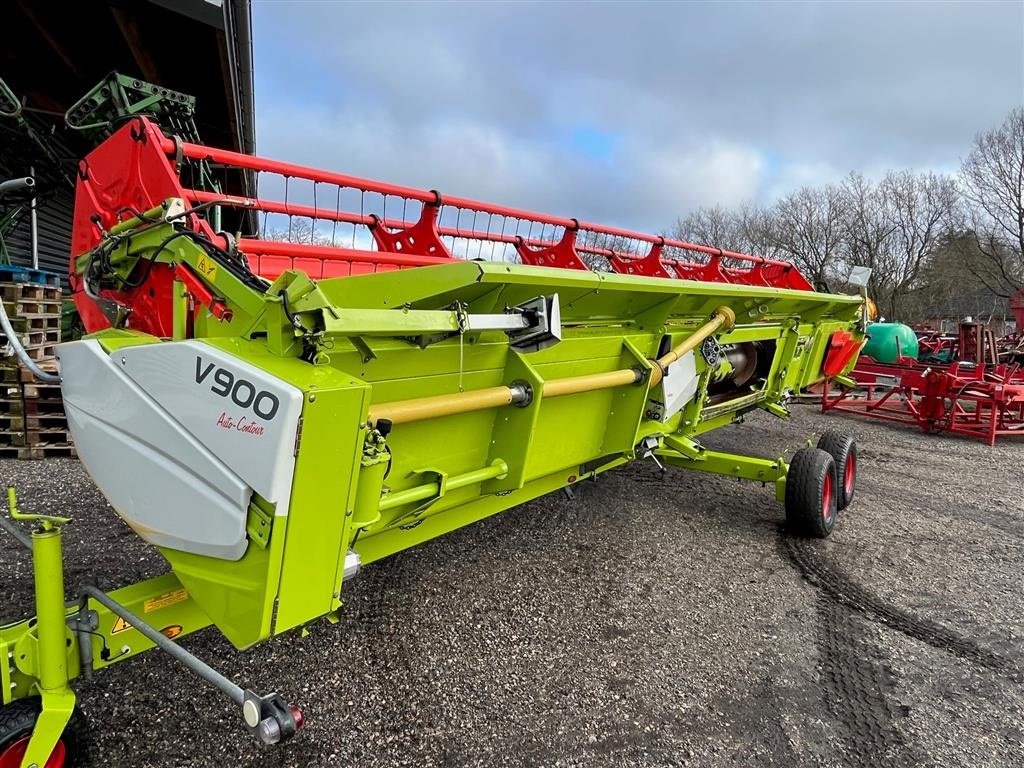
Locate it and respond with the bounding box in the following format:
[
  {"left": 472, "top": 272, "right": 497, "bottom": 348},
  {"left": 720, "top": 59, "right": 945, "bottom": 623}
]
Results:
[{"left": 0, "top": 267, "right": 75, "bottom": 459}]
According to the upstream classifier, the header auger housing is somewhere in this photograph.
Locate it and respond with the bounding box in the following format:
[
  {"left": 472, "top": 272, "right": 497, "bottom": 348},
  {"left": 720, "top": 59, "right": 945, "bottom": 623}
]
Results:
[{"left": 1, "top": 115, "right": 865, "bottom": 766}]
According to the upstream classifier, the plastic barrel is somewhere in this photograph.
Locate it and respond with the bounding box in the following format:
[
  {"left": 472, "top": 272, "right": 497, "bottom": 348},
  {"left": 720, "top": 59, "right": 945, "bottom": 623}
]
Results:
[{"left": 861, "top": 322, "right": 919, "bottom": 363}]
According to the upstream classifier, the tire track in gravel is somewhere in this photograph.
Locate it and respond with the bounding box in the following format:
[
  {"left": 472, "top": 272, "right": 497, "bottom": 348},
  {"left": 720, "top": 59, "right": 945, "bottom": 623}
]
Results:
[
  {"left": 779, "top": 535, "right": 917, "bottom": 767},
  {"left": 815, "top": 596, "right": 913, "bottom": 767},
  {"left": 780, "top": 532, "right": 1021, "bottom": 767},
  {"left": 783, "top": 536, "right": 1012, "bottom": 673}
]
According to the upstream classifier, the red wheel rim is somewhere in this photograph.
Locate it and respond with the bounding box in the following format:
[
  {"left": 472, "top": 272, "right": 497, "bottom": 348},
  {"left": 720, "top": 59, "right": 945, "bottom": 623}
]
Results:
[
  {"left": 0, "top": 735, "right": 66, "bottom": 768},
  {"left": 821, "top": 471, "right": 834, "bottom": 523},
  {"left": 844, "top": 453, "right": 856, "bottom": 496}
]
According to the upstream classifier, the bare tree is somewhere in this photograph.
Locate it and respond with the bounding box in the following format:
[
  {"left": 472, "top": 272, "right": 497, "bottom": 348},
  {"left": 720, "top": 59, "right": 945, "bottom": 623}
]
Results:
[
  {"left": 839, "top": 171, "right": 958, "bottom": 319},
  {"left": 959, "top": 106, "right": 1024, "bottom": 295},
  {"left": 735, "top": 203, "right": 788, "bottom": 262},
  {"left": 878, "top": 170, "right": 959, "bottom": 318},
  {"left": 771, "top": 184, "right": 847, "bottom": 290},
  {"left": 670, "top": 203, "right": 787, "bottom": 265},
  {"left": 839, "top": 172, "right": 897, "bottom": 310},
  {"left": 671, "top": 205, "right": 751, "bottom": 253}
]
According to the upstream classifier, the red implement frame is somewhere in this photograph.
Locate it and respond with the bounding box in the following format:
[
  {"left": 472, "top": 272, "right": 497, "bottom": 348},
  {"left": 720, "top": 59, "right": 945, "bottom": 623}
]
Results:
[
  {"left": 71, "top": 117, "right": 813, "bottom": 337},
  {"left": 822, "top": 357, "right": 1024, "bottom": 446}
]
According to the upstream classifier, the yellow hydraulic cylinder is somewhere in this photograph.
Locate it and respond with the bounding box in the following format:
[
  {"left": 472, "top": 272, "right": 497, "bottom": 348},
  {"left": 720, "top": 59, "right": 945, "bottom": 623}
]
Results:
[{"left": 367, "top": 307, "right": 735, "bottom": 427}]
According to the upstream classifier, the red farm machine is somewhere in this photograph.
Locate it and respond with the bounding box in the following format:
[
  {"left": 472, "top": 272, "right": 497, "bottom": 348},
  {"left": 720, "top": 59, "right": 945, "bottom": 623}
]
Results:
[
  {"left": 0, "top": 105, "right": 866, "bottom": 766},
  {"left": 822, "top": 301, "right": 1024, "bottom": 445}
]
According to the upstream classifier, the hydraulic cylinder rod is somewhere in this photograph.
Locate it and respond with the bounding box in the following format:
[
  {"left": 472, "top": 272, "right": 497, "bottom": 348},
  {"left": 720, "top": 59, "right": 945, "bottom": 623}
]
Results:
[{"left": 369, "top": 307, "right": 735, "bottom": 427}]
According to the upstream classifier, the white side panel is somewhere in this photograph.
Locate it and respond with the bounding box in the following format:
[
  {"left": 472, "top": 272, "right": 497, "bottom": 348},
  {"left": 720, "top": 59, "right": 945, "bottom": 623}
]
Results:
[
  {"left": 118, "top": 341, "right": 302, "bottom": 516},
  {"left": 58, "top": 340, "right": 250, "bottom": 560},
  {"left": 646, "top": 350, "right": 699, "bottom": 423}
]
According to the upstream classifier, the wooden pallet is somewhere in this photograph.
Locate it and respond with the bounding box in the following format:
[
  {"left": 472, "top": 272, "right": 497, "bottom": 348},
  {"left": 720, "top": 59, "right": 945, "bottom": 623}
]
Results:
[
  {"left": 0, "top": 429, "right": 25, "bottom": 446},
  {"left": 0, "top": 442, "right": 76, "bottom": 460},
  {"left": 2, "top": 299, "right": 62, "bottom": 317},
  {"left": 18, "top": 382, "right": 63, "bottom": 399},
  {"left": 1, "top": 344, "right": 57, "bottom": 362},
  {"left": 0, "top": 282, "right": 62, "bottom": 302},
  {"left": 2, "top": 314, "right": 61, "bottom": 333},
  {"left": 0, "top": 362, "right": 58, "bottom": 383},
  {"left": 0, "top": 329, "right": 61, "bottom": 348},
  {"left": 23, "top": 427, "right": 70, "bottom": 445},
  {"left": 0, "top": 276, "right": 70, "bottom": 458},
  {"left": 17, "top": 398, "right": 65, "bottom": 416},
  {"left": 22, "top": 414, "right": 68, "bottom": 431}
]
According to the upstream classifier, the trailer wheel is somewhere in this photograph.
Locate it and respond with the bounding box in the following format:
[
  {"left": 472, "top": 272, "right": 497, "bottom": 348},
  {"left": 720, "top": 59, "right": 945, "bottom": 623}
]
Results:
[
  {"left": 817, "top": 431, "right": 857, "bottom": 510},
  {"left": 0, "top": 698, "right": 88, "bottom": 768},
  {"left": 785, "top": 448, "right": 838, "bottom": 538}
]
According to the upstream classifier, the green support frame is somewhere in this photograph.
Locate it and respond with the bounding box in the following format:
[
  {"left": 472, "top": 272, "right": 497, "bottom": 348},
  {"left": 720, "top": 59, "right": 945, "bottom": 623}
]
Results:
[{"left": 1, "top": 203, "right": 866, "bottom": 762}]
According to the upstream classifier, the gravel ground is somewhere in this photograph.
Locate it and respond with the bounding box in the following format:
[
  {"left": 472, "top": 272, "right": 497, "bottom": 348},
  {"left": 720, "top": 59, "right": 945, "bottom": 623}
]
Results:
[{"left": 1, "top": 406, "right": 1021, "bottom": 768}]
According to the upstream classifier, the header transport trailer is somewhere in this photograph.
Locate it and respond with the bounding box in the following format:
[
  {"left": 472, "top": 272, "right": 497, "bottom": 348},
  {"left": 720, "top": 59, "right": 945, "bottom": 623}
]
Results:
[{"left": 0, "top": 114, "right": 864, "bottom": 766}]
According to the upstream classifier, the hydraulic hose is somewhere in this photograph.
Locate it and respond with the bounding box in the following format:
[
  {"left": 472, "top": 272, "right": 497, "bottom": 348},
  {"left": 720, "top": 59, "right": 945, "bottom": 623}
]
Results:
[{"left": 0, "top": 296, "right": 60, "bottom": 382}]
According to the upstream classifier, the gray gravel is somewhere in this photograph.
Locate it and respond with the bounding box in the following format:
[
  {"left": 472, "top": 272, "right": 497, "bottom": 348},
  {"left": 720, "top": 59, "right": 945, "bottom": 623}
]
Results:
[{"left": 1, "top": 406, "right": 1021, "bottom": 768}]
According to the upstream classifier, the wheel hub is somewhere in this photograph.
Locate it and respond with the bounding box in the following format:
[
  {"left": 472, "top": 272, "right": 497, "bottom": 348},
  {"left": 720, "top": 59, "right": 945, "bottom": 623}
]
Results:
[
  {"left": 844, "top": 453, "right": 856, "bottom": 496},
  {"left": 822, "top": 472, "right": 834, "bottom": 523},
  {"left": 0, "top": 735, "right": 65, "bottom": 768}
]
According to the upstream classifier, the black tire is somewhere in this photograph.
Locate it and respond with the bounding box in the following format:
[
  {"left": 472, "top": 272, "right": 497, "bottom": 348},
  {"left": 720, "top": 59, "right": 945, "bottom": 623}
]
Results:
[
  {"left": 817, "top": 431, "right": 857, "bottom": 510},
  {"left": 0, "top": 698, "right": 89, "bottom": 767},
  {"left": 785, "top": 448, "right": 838, "bottom": 538}
]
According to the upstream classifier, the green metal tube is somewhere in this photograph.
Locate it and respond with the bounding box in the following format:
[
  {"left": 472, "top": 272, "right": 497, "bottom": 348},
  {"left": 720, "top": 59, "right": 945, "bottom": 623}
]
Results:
[
  {"left": 32, "top": 530, "right": 69, "bottom": 692},
  {"left": 109, "top": 202, "right": 168, "bottom": 235},
  {"left": 379, "top": 460, "right": 508, "bottom": 512}
]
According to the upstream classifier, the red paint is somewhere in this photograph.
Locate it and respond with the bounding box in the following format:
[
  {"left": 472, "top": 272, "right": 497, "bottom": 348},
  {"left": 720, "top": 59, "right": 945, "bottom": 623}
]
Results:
[
  {"left": 843, "top": 451, "right": 856, "bottom": 497},
  {"left": 823, "top": 330, "right": 864, "bottom": 378},
  {"left": 72, "top": 117, "right": 816, "bottom": 336},
  {"left": 0, "top": 735, "right": 65, "bottom": 768},
  {"left": 821, "top": 471, "right": 834, "bottom": 523},
  {"left": 823, "top": 357, "right": 1024, "bottom": 446}
]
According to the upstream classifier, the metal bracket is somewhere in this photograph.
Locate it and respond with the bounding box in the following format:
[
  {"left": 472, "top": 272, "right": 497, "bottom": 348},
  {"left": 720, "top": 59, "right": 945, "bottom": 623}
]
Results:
[
  {"left": 505, "top": 294, "right": 562, "bottom": 352},
  {"left": 7, "top": 487, "right": 69, "bottom": 531},
  {"left": 82, "top": 586, "right": 304, "bottom": 746},
  {"left": 245, "top": 503, "right": 273, "bottom": 549},
  {"left": 242, "top": 690, "right": 302, "bottom": 746}
]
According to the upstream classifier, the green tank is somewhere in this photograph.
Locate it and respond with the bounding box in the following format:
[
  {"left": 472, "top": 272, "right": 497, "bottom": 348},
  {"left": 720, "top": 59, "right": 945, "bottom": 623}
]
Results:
[{"left": 862, "top": 322, "right": 918, "bottom": 363}]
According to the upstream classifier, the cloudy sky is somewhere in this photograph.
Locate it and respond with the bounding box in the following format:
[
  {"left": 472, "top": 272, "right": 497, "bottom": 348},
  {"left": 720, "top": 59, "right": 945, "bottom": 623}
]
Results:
[{"left": 251, "top": 0, "right": 1022, "bottom": 234}]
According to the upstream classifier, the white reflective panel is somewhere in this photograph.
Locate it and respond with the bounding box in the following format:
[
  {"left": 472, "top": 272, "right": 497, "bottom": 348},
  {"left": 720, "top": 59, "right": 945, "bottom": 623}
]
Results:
[{"left": 58, "top": 340, "right": 249, "bottom": 560}]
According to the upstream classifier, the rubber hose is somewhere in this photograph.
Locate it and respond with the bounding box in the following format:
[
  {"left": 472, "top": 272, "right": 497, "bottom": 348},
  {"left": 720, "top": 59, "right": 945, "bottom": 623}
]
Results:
[
  {"left": 0, "top": 177, "right": 34, "bottom": 198},
  {"left": 0, "top": 295, "right": 60, "bottom": 382}
]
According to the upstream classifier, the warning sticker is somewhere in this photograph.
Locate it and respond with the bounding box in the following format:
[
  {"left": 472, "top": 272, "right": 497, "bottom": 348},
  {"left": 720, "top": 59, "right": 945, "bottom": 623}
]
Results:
[
  {"left": 160, "top": 624, "right": 183, "bottom": 640},
  {"left": 111, "top": 616, "right": 133, "bottom": 635},
  {"left": 143, "top": 588, "right": 189, "bottom": 614},
  {"left": 195, "top": 255, "right": 219, "bottom": 281}
]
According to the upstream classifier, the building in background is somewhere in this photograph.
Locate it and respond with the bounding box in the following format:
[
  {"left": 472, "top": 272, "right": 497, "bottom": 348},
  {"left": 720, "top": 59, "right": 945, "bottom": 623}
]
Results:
[
  {"left": 0, "top": 0, "right": 254, "bottom": 277},
  {"left": 922, "top": 289, "right": 1015, "bottom": 336}
]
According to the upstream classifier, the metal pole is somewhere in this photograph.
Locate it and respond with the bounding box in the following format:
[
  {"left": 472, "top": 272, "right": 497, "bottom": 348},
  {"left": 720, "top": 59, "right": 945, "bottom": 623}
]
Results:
[
  {"left": 29, "top": 166, "right": 38, "bottom": 269},
  {"left": 82, "top": 585, "right": 245, "bottom": 706},
  {"left": 0, "top": 509, "right": 31, "bottom": 549},
  {"left": 33, "top": 530, "right": 69, "bottom": 692}
]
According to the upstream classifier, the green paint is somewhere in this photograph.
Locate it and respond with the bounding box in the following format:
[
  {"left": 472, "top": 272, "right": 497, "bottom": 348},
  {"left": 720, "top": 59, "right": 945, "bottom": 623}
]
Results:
[{"left": 10, "top": 214, "right": 865, "bottom": 747}]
